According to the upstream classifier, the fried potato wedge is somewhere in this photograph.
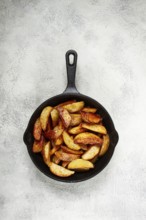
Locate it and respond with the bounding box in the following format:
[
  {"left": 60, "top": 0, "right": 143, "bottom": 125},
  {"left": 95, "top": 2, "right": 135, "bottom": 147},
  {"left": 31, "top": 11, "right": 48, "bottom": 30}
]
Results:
[
  {"left": 70, "top": 114, "right": 82, "bottom": 126},
  {"left": 81, "top": 123, "right": 107, "bottom": 134},
  {"left": 62, "top": 161, "right": 70, "bottom": 168},
  {"left": 64, "top": 101, "right": 84, "bottom": 113},
  {"left": 44, "top": 127, "right": 63, "bottom": 140},
  {"left": 99, "top": 134, "right": 110, "bottom": 156},
  {"left": 52, "top": 155, "right": 60, "bottom": 164},
  {"left": 63, "top": 131, "right": 81, "bottom": 150},
  {"left": 82, "top": 107, "right": 97, "bottom": 113},
  {"left": 54, "top": 135, "right": 63, "bottom": 145},
  {"left": 68, "top": 124, "right": 86, "bottom": 135},
  {"left": 50, "top": 162, "right": 75, "bottom": 177},
  {"left": 32, "top": 136, "right": 45, "bottom": 153},
  {"left": 55, "top": 100, "right": 76, "bottom": 108},
  {"left": 61, "top": 145, "right": 83, "bottom": 155},
  {"left": 82, "top": 145, "right": 100, "bottom": 160},
  {"left": 55, "top": 151, "right": 80, "bottom": 161},
  {"left": 50, "top": 145, "right": 60, "bottom": 155},
  {"left": 40, "top": 106, "right": 53, "bottom": 130},
  {"left": 74, "top": 132, "right": 103, "bottom": 145},
  {"left": 51, "top": 109, "right": 59, "bottom": 127},
  {"left": 81, "top": 112, "right": 102, "bottom": 124},
  {"left": 57, "top": 107, "right": 71, "bottom": 128},
  {"left": 68, "top": 159, "right": 94, "bottom": 171},
  {"left": 33, "top": 118, "right": 42, "bottom": 141},
  {"left": 42, "top": 141, "right": 51, "bottom": 166}
]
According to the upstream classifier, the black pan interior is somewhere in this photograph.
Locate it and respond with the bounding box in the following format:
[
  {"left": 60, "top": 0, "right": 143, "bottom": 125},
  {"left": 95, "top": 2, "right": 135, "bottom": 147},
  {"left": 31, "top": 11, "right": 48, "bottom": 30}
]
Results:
[{"left": 24, "top": 92, "right": 119, "bottom": 183}]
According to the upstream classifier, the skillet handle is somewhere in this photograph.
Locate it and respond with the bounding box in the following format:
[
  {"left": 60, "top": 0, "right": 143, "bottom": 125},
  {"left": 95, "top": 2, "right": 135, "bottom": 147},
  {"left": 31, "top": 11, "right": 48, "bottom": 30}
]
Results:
[{"left": 63, "top": 50, "right": 79, "bottom": 93}]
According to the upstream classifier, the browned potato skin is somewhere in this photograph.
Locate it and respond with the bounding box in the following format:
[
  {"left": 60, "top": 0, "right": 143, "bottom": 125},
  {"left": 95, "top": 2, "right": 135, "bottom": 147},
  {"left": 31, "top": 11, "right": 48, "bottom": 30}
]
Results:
[
  {"left": 50, "top": 145, "right": 60, "bottom": 155},
  {"left": 80, "top": 144, "right": 88, "bottom": 151},
  {"left": 81, "top": 111, "right": 102, "bottom": 124},
  {"left": 50, "top": 162, "right": 75, "bottom": 177},
  {"left": 70, "top": 114, "right": 82, "bottom": 126},
  {"left": 44, "top": 128, "right": 63, "bottom": 140},
  {"left": 81, "top": 123, "right": 107, "bottom": 134},
  {"left": 61, "top": 145, "right": 83, "bottom": 155},
  {"left": 32, "top": 135, "right": 45, "bottom": 153},
  {"left": 99, "top": 134, "right": 110, "bottom": 156},
  {"left": 90, "top": 154, "right": 99, "bottom": 163},
  {"left": 33, "top": 118, "right": 42, "bottom": 141},
  {"left": 55, "top": 100, "right": 76, "bottom": 108},
  {"left": 74, "top": 132, "right": 103, "bottom": 145},
  {"left": 54, "top": 135, "right": 63, "bottom": 145},
  {"left": 52, "top": 155, "right": 60, "bottom": 164},
  {"left": 55, "top": 151, "right": 80, "bottom": 161},
  {"left": 57, "top": 107, "right": 71, "bottom": 128},
  {"left": 51, "top": 109, "right": 59, "bottom": 127},
  {"left": 82, "top": 107, "right": 97, "bottom": 113},
  {"left": 58, "top": 119, "right": 64, "bottom": 129},
  {"left": 62, "top": 161, "right": 70, "bottom": 168},
  {"left": 68, "top": 124, "right": 86, "bottom": 135}
]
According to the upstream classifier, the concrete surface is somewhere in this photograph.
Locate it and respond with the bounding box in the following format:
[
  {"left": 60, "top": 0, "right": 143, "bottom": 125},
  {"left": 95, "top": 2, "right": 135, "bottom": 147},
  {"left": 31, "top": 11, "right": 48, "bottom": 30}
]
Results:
[{"left": 0, "top": 0, "right": 146, "bottom": 219}]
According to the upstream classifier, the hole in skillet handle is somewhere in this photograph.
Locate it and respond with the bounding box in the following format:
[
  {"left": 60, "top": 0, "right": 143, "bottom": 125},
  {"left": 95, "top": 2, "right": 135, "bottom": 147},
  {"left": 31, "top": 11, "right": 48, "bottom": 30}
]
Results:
[{"left": 64, "top": 50, "right": 79, "bottom": 94}]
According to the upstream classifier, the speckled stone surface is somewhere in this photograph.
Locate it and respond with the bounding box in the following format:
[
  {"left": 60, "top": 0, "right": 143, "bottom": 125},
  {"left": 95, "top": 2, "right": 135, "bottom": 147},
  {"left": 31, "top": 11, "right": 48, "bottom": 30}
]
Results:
[{"left": 0, "top": 0, "right": 146, "bottom": 219}]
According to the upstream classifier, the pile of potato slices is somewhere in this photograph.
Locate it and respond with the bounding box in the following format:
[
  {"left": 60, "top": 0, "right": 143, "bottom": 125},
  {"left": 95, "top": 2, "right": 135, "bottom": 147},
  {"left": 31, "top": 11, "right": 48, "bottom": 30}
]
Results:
[{"left": 32, "top": 100, "right": 110, "bottom": 177}]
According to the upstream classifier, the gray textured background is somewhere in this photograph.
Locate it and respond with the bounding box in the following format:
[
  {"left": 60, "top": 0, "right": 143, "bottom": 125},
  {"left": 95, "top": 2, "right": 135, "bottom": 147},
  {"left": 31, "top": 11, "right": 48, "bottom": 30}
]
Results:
[{"left": 0, "top": 0, "right": 146, "bottom": 220}]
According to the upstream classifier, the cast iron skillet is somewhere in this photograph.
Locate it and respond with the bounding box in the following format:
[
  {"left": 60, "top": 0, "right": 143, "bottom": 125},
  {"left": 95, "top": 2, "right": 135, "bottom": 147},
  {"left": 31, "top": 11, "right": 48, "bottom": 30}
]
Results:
[{"left": 23, "top": 50, "right": 119, "bottom": 183}]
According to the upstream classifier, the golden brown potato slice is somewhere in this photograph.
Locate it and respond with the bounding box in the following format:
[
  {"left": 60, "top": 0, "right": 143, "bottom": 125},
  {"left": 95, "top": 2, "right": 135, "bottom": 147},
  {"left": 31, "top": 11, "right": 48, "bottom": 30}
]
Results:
[
  {"left": 50, "top": 162, "right": 75, "bottom": 177},
  {"left": 99, "top": 134, "right": 110, "bottom": 156},
  {"left": 50, "top": 145, "right": 60, "bottom": 155},
  {"left": 55, "top": 151, "right": 80, "bottom": 161},
  {"left": 40, "top": 106, "right": 53, "bottom": 130},
  {"left": 32, "top": 136, "right": 45, "bottom": 153},
  {"left": 61, "top": 145, "right": 83, "bottom": 155},
  {"left": 68, "top": 124, "right": 86, "bottom": 135},
  {"left": 42, "top": 141, "right": 51, "bottom": 166},
  {"left": 55, "top": 100, "right": 76, "bottom": 108},
  {"left": 52, "top": 155, "right": 60, "bottom": 164},
  {"left": 74, "top": 132, "right": 103, "bottom": 145},
  {"left": 81, "top": 112, "right": 102, "bottom": 124},
  {"left": 54, "top": 135, "right": 63, "bottom": 145},
  {"left": 44, "top": 127, "right": 63, "bottom": 140},
  {"left": 33, "top": 118, "right": 42, "bottom": 141},
  {"left": 82, "top": 107, "right": 97, "bottom": 113},
  {"left": 51, "top": 109, "right": 59, "bottom": 127},
  {"left": 57, "top": 107, "right": 71, "bottom": 128},
  {"left": 70, "top": 114, "right": 82, "bottom": 126},
  {"left": 82, "top": 145, "right": 100, "bottom": 160},
  {"left": 81, "top": 123, "right": 107, "bottom": 134},
  {"left": 62, "top": 161, "right": 70, "bottom": 168},
  {"left": 64, "top": 101, "right": 84, "bottom": 113},
  {"left": 68, "top": 159, "right": 94, "bottom": 171},
  {"left": 63, "top": 131, "right": 81, "bottom": 150}
]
